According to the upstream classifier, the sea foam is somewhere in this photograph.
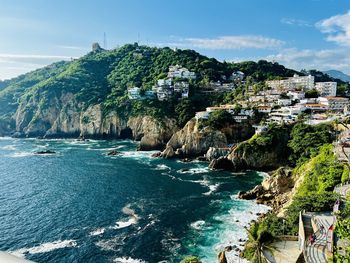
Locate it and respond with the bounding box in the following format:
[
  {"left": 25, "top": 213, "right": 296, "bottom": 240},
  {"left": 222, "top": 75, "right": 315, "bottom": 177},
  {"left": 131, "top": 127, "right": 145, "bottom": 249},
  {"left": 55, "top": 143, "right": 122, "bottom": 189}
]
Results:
[
  {"left": 10, "top": 240, "right": 77, "bottom": 258},
  {"left": 114, "top": 257, "right": 147, "bottom": 263},
  {"left": 89, "top": 228, "right": 106, "bottom": 236},
  {"left": 177, "top": 167, "right": 209, "bottom": 174}
]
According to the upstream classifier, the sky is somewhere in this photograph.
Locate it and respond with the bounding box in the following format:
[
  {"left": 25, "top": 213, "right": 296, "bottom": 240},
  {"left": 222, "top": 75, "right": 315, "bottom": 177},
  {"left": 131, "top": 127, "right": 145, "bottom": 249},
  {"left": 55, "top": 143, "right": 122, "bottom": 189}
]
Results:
[{"left": 1, "top": 0, "right": 350, "bottom": 80}]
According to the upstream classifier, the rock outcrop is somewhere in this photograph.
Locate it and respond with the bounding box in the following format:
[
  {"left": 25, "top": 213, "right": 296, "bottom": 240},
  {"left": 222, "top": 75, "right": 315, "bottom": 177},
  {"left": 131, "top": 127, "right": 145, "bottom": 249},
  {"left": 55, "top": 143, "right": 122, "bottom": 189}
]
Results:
[
  {"left": 238, "top": 167, "right": 294, "bottom": 211},
  {"left": 206, "top": 147, "right": 231, "bottom": 161},
  {"left": 210, "top": 125, "right": 290, "bottom": 171},
  {"left": 127, "top": 116, "right": 178, "bottom": 150},
  {"left": 161, "top": 118, "right": 227, "bottom": 158}
]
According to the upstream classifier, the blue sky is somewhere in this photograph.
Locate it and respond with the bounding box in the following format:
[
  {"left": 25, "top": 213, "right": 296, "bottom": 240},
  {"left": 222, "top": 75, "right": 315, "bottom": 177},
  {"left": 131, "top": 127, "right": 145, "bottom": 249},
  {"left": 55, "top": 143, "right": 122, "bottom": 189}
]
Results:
[{"left": 1, "top": 0, "right": 350, "bottom": 80}]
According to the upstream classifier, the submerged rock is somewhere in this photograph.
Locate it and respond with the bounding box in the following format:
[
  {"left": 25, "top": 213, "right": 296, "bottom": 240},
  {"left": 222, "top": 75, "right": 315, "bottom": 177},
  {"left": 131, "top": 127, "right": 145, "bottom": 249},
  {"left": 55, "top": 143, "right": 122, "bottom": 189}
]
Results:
[
  {"left": 34, "top": 150, "right": 56, "bottom": 155},
  {"left": 107, "top": 150, "right": 121, "bottom": 156},
  {"left": 151, "top": 152, "right": 161, "bottom": 158}
]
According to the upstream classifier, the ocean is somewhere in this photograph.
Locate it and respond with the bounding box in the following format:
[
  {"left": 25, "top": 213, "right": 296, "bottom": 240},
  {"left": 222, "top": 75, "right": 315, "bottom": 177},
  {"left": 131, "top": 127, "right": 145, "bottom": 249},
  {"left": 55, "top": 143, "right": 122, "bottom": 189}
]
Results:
[{"left": 0, "top": 137, "right": 269, "bottom": 263}]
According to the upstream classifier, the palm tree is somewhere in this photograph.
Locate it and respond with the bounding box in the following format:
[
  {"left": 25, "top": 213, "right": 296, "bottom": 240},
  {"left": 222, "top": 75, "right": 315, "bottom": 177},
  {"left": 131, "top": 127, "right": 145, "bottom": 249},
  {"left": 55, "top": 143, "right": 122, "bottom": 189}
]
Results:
[{"left": 246, "top": 223, "right": 275, "bottom": 263}]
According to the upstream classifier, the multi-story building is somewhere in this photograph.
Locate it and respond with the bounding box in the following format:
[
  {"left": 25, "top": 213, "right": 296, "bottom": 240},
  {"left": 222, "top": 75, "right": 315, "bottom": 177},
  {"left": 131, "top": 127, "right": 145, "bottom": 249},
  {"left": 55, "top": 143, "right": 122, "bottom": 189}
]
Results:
[
  {"left": 168, "top": 65, "right": 196, "bottom": 80},
  {"left": 158, "top": 79, "right": 172, "bottom": 86},
  {"left": 156, "top": 86, "right": 173, "bottom": 101},
  {"left": 318, "top": 96, "right": 349, "bottom": 112},
  {"left": 304, "top": 103, "right": 328, "bottom": 112},
  {"left": 277, "top": 98, "right": 292, "bottom": 106},
  {"left": 315, "top": 82, "right": 337, "bottom": 97},
  {"left": 266, "top": 74, "right": 315, "bottom": 91},
  {"left": 257, "top": 106, "right": 272, "bottom": 113},
  {"left": 287, "top": 91, "right": 305, "bottom": 100},
  {"left": 268, "top": 107, "right": 299, "bottom": 123},
  {"left": 204, "top": 105, "right": 253, "bottom": 122}
]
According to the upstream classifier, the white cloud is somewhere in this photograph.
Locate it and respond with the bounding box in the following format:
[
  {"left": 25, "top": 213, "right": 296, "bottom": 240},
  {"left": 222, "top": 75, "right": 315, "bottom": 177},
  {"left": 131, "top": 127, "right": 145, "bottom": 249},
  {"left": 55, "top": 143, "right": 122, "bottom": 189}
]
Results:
[
  {"left": 0, "top": 53, "right": 73, "bottom": 60},
  {"left": 317, "top": 10, "right": 350, "bottom": 46},
  {"left": 0, "top": 53, "right": 75, "bottom": 66},
  {"left": 265, "top": 48, "right": 350, "bottom": 74},
  {"left": 56, "top": 45, "right": 89, "bottom": 51},
  {"left": 153, "top": 35, "right": 285, "bottom": 50},
  {"left": 281, "top": 18, "right": 312, "bottom": 27}
]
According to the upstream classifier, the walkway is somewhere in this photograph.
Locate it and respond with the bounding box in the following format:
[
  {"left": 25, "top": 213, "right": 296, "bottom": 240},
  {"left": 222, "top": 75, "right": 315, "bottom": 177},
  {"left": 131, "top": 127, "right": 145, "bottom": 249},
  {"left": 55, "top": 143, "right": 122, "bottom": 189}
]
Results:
[
  {"left": 304, "top": 212, "right": 334, "bottom": 263},
  {"left": 334, "top": 182, "right": 350, "bottom": 198},
  {"left": 263, "top": 240, "right": 300, "bottom": 263}
]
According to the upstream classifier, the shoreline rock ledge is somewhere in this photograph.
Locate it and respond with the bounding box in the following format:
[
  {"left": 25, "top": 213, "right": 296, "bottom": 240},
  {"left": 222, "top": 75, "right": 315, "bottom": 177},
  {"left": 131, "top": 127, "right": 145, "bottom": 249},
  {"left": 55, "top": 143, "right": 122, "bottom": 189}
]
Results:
[{"left": 161, "top": 118, "right": 227, "bottom": 159}]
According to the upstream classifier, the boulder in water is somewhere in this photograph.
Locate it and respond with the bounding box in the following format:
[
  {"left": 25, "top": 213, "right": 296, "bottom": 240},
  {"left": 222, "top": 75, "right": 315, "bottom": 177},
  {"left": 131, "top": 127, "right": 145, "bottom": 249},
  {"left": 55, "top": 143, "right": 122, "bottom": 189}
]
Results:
[
  {"left": 151, "top": 152, "right": 161, "bottom": 158},
  {"left": 107, "top": 150, "right": 121, "bottom": 156},
  {"left": 209, "top": 157, "right": 235, "bottom": 170},
  {"left": 35, "top": 150, "right": 56, "bottom": 155}
]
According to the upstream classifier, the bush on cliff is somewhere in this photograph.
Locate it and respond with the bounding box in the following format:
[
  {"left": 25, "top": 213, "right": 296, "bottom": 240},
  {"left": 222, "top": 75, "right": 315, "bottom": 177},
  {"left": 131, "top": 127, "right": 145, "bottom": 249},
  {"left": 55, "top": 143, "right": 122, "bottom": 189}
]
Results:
[
  {"left": 283, "top": 144, "right": 343, "bottom": 234},
  {"left": 295, "top": 144, "right": 344, "bottom": 194},
  {"left": 234, "top": 123, "right": 291, "bottom": 166},
  {"left": 206, "top": 110, "right": 235, "bottom": 129},
  {"left": 288, "top": 122, "right": 335, "bottom": 165}
]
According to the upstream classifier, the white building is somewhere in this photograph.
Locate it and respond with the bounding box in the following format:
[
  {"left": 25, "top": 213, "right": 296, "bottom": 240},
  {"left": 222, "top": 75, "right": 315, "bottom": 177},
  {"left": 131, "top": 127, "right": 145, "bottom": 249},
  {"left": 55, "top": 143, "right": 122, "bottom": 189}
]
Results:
[
  {"left": 168, "top": 65, "right": 196, "bottom": 80},
  {"left": 277, "top": 98, "right": 292, "bottom": 106},
  {"left": 269, "top": 108, "right": 297, "bottom": 123},
  {"left": 257, "top": 106, "right": 272, "bottom": 113},
  {"left": 158, "top": 79, "right": 172, "bottom": 86},
  {"left": 128, "top": 87, "right": 142, "bottom": 100},
  {"left": 174, "top": 81, "right": 189, "bottom": 92},
  {"left": 195, "top": 111, "right": 209, "bottom": 120},
  {"left": 315, "top": 82, "right": 337, "bottom": 97},
  {"left": 204, "top": 105, "right": 253, "bottom": 122},
  {"left": 304, "top": 103, "right": 328, "bottom": 112},
  {"left": 266, "top": 74, "right": 315, "bottom": 91},
  {"left": 156, "top": 87, "right": 173, "bottom": 101},
  {"left": 287, "top": 91, "right": 305, "bottom": 100},
  {"left": 318, "top": 96, "right": 349, "bottom": 112},
  {"left": 230, "top": 71, "right": 245, "bottom": 81}
]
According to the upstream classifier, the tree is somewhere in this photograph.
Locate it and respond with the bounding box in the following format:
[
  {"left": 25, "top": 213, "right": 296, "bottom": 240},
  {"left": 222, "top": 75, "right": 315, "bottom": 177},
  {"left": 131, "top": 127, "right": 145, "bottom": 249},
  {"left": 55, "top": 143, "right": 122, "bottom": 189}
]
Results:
[
  {"left": 305, "top": 89, "right": 319, "bottom": 98},
  {"left": 337, "top": 83, "right": 349, "bottom": 96},
  {"left": 207, "top": 110, "right": 234, "bottom": 129},
  {"left": 288, "top": 123, "right": 334, "bottom": 164},
  {"left": 175, "top": 99, "right": 196, "bottom": 126},
  {"left": 244, "top": 223, "right": 274, "bottom": 263}
]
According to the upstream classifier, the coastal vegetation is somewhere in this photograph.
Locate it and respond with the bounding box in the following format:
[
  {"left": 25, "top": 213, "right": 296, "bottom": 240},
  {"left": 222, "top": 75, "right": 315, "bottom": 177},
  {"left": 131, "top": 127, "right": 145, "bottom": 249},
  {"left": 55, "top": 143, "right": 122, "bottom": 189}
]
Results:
[
  {"left": 0, "top": 44, "right": 344, "bottom": 137},
  {"left": 0, "top": 44, "right": 349, "bottom": 261},
  {"left": 242, "top": 129, "right": 348, "bottom": 262}
]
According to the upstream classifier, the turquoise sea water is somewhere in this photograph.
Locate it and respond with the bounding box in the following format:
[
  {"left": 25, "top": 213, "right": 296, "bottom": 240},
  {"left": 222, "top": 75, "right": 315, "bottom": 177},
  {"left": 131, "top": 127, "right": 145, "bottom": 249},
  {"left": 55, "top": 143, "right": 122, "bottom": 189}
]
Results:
[{"left": 0, "top": 137, "right": 268, "bottom": 263}]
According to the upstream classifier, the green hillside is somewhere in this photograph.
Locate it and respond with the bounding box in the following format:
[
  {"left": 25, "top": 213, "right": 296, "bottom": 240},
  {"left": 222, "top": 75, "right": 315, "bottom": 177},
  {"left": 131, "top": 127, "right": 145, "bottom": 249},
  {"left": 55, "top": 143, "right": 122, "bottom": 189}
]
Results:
[{"left": 0, "top": 43, "right": 345, "bottom": 135}]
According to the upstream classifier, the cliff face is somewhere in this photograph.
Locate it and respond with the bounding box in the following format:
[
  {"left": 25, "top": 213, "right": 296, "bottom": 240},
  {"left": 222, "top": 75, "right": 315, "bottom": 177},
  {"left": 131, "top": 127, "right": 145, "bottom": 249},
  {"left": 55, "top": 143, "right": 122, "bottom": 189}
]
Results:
[
  {"left": 14, "top": 92, "right": 124, "bottom": 138},
  {"left": 161, "top": 118, "right": 228, "bottom": 158},
  {"left": 127, "top": 116, "right": 178, "bottom": 150},
  {"left": 12, "top": 91, "right": 178, "bottom": 150},
  {"left": 210, "top": 125, "right": 290, "bottom": 171}
]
